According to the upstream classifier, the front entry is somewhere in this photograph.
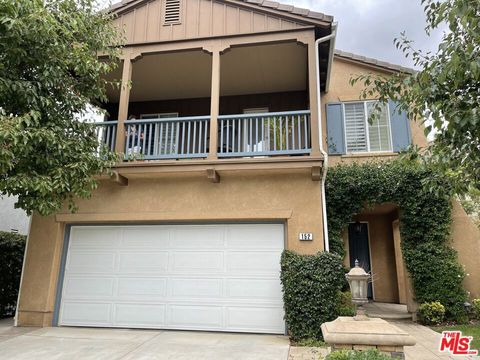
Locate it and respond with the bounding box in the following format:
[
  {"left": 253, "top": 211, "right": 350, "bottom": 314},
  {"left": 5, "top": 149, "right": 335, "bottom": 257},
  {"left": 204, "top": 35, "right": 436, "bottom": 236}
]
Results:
[{"left": 348, "top": 222, "right": 373, "bottom": 299}]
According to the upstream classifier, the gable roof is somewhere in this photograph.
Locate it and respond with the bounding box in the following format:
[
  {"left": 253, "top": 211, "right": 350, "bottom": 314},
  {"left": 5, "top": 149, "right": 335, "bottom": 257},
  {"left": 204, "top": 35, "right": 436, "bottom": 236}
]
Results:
[
  {"left": 335, "top": 50, "right": 415, "bottom": 74},
  {"left": 108, "top": 0, "right": 333, "bottom": 26}
]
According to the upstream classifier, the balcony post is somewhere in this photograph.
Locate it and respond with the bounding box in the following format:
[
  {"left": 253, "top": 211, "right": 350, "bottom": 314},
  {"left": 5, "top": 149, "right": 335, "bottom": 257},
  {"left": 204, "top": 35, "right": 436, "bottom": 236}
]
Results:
[
  {"left": 208, "top": 49, "right": 221, "bottom": 159},
  {"left": 115, "top": 57, "right": 133, "bottom": 154},
  {"left": 307, "top": 37, "right": 321, "bottom": 157}
]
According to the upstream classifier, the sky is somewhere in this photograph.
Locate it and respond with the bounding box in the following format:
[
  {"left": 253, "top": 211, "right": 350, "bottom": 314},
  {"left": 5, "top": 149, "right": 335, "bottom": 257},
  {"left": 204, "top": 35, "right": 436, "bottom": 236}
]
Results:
[{"left": 275, "top": 0, "right": 445, "bottom": 68}]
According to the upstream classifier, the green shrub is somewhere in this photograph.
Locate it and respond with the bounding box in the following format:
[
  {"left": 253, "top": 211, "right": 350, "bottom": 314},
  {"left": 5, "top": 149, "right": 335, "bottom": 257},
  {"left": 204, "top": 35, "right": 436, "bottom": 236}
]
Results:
[
  {"left": 337, "top": 291, "right": 356, "bottom": 317},
  {"left": 280, "top": 250, "right": 345, "bottom": 341},
  {"left": 326, "top": 160, "right": 468, "bottom": 322},
  {"left": 472, "top": 299, "right": 480, "bottom": 320},
  {"left": 326, "top": 349, "right": 391, "bottom": 360},
  {"left": 418, "top": 301, "right": 446, "bottom": 325},
  {"left": 0, "top": 231, "right": 26, "bottom": 318}
]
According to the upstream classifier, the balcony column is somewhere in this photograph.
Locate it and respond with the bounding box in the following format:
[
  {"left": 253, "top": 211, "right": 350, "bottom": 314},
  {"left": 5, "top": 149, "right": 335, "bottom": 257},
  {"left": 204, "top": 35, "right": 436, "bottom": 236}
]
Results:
[
  {"left": 208, "top": 48, "right": 221, "bottom": 159},
  {"left": 307, "top": 37, "right": 321, "bottom": 157},
  {"left": 115, "top": 56, "right": 133, "bottom": 154}
]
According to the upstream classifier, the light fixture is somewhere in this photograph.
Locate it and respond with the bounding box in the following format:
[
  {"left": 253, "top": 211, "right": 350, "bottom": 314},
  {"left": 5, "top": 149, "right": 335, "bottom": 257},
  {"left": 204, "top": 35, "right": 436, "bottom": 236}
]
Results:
[
  {"left": 354, "top": 221, "right": 362, "bottom": 234},
  {"left": 345, "top": 259, "right": 370, "bottom": 321}
]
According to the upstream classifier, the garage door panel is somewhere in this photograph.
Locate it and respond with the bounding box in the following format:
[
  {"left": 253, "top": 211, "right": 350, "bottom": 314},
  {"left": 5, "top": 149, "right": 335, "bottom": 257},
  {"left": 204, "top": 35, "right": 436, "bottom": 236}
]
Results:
[
  {"left": 121, "top": 227, "right": 170, "bottom": 248},
  {"left": 171, "top": 251, "right": 224, "bottom": 273},
  {"left": 171, "top": 278, "right": 223, "bottom": 298},
  {"left": 226, "top": 225, "right": 284, "bottom": 249},
  {"left": 171, "top": 227, "right": 225, "bottom": 248},
  {"left": 226, "top": 306, "right": 284, "bottom": 332},
  {"left": 60, "top": 224, "right": 285, "bottom": 334},
  {"left": 226, "top": 279, "right": 282, "bottom": 300},
  {"left": 226, "top": 251, "right": 281, "bottom": 274},
  {"left": 63, "top": 277, "right": 115, "bottom": 299},
  {"left": 169, "top": 305, "right": 223, "bottom": 328},
  {"left": 70, "top": 227, "right": 121, "bottom": 249},
  {"left": 119, "top": 252, "right": 169, "bottom": 272},
  {"left": 115, "top": 304, "right": 166, "bottom": 326},
  {"left": 61, "top": 302, "right": 112, "bottom": 325},
  {"left": 117, "top": 278, "right": 167, "bottom": 298},
  {"left": 67, "top": 252, "right": 116, "bottom": 274}
]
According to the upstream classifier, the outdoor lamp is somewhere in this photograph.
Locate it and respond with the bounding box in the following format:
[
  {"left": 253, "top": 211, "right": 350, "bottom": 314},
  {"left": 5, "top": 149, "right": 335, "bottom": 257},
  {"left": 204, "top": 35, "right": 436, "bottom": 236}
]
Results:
[{"left": 345, "top": 259, "right": 370, "bottom": 321}]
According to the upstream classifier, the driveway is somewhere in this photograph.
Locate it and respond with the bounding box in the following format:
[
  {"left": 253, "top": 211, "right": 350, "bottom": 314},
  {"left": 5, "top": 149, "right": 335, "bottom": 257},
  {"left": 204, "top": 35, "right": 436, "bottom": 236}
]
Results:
[{"left": 0, "top": 320, "right": 290, "bottom": 360}]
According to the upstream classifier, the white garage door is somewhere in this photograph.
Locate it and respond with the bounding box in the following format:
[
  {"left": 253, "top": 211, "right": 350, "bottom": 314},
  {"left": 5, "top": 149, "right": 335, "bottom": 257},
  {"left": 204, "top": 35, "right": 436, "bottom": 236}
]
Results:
[{"left": 58, "top": 224, "right": 285, "bottom": 334}]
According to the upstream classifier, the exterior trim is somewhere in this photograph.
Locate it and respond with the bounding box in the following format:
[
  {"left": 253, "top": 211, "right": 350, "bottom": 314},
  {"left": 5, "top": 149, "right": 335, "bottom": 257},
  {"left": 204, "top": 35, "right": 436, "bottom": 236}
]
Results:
[
  {"left": 52, "top": 225, "right": 71, "bottom": 326},
  {"left": 55, "top": 209, "right": 294, "bottom": 223}
]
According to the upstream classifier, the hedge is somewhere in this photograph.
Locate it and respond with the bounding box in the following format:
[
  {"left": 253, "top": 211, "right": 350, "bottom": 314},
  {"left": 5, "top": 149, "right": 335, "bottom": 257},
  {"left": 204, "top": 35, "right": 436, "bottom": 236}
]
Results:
[
  {"left": 0, "top": 231, "right": 26, "bottom": 318},
  {"left": 280, "top": 250, "right": 345, "bottom": 340},
  {"left": 326, "top": 159, "right": 468, "bottom": 321}
]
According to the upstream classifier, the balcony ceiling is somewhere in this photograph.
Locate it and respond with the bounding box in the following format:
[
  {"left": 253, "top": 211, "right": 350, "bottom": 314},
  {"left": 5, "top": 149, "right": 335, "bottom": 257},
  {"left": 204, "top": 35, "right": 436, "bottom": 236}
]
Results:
[{"left": 104, "top": 41, "right": 308, "bottom": 103}]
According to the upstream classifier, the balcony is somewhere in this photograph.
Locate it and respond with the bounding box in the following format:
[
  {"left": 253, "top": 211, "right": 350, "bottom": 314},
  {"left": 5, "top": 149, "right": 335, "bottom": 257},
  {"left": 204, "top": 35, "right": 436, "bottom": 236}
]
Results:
[
  {"left": 95, "top": 110, "right": 311, "bottom": 161},
  {"left": 97, "top": 37, "right": 323, "bottom": 170}
]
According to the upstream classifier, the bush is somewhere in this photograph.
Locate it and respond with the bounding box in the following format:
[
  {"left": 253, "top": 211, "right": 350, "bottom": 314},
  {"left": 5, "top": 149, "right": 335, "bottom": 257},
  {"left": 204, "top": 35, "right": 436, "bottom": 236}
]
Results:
[
  {"left": 326, "top": 349, "right": 391, "bottom": 360},
  {"left": 0, "top": 231, "right": 26, "bottom": 318},
  {"left": 326, "top": 160, "right": 468, "bottom": 322},
  {"left": 418, "top": 301, "right": 446, "bottom": 325},
  {"left": 280, "top": 250, "right": 345, "bottom": 340},
  {"left": 472, "top": 299, "right": 480, "bottom": 320},
  {"left": 337, "top": 291, "right": 356, "bottom": 317}
]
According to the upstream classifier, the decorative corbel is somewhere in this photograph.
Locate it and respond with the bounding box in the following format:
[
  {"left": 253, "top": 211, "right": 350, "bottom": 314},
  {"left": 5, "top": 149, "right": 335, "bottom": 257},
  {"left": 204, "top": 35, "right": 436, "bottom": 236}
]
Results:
[
  {"left": 207, "top": 169, "right": 220, "bottom": 183},
  {"left": 111, "top": 171, "right": 128, "bottom": 186}
]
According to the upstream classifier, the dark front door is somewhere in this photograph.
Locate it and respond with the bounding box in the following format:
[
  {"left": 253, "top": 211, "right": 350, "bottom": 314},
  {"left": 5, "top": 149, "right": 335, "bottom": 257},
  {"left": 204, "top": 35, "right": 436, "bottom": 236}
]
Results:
[{"left": 348, "top": 222, "right": 373, "bottom": 299}]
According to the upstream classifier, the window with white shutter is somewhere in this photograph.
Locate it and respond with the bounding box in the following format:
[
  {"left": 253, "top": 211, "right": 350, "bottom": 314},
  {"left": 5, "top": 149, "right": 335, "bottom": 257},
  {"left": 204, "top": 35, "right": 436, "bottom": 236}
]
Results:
[
  {"left": 343, "top": 101, "right": 392, "bottom": 153},
  {"left": 164, "top": 0, "right": 181, "bottom": 25},
  {"left": 344, "top": 102, "right": 367, "bottom": 152}
]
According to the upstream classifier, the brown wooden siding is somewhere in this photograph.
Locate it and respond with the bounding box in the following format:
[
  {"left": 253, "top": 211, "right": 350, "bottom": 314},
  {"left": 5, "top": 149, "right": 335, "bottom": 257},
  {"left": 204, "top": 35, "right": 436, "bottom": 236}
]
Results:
[{"left": 114, "top": 0, "right": 311, "bottom": 45}]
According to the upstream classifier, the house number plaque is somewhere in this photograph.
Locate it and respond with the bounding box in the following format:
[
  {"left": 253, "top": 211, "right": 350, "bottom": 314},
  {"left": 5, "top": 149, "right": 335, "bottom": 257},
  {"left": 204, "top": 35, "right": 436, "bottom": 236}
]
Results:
[{"left": 298, "top": 233, "right": 313, "bottom": 241}]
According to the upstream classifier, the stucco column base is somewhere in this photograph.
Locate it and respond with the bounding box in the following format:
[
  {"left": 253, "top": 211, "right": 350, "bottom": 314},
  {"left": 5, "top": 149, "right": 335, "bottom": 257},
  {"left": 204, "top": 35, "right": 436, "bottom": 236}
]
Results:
[
  {"left": 16, "top": 310, "right": 53, "bottom": 327},
  {"left": 321, "top": 317, "right": 416, "bottom": 359}
]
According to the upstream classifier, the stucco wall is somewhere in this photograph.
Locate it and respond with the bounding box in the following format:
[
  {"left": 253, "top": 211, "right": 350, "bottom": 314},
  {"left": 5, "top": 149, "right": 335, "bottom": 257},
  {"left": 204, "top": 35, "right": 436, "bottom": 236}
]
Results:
[
  {"left": 17, "top": 170, "right": 324, "bottom": 326},
  {"left": 450, "top": 200, "right": 480, "bottom": 299},
  {"left": 321, "top": 56, "right": 429, "bottom": 158},
  {"left": 324, "top": 56, "right": 480, "bottom": 301}
]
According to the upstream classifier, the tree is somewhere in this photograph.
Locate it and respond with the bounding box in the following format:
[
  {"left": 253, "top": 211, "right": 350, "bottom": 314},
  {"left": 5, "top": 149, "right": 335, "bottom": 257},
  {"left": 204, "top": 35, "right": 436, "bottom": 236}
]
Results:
[
  {"left": 0, "top": 0, "right": 122, "bottom": 215},
  {"left": 351, "top": 0, "right": 479, "bottom": 194}
]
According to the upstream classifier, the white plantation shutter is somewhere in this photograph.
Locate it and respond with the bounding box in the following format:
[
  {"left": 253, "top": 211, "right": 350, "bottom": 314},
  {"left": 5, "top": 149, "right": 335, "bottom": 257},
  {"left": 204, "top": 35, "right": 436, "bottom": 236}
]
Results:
[
  {"left": 344, "top": 103, "right": 367, "bottom": 152},
  {"left": 367, "top": 102, "right": 392, "bottom": 152}
]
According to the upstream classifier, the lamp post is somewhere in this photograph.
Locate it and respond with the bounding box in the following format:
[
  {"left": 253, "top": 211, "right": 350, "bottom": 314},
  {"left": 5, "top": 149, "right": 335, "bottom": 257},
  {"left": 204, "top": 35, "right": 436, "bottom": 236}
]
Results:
[{"left": 346, "top": 259, "right": 370, "bottom": 321}]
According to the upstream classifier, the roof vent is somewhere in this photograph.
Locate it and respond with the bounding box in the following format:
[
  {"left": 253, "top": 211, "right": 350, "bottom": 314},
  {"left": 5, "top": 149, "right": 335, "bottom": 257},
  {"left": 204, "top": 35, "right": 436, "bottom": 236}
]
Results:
[{"left": 164, "top": 0, "right": 181, "bottom": 25}]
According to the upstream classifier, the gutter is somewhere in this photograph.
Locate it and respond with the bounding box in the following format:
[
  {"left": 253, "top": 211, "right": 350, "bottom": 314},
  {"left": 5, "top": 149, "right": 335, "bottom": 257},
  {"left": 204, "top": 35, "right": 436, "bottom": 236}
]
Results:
[{"left": 315, "top": 22, "right": 337, "bottom": 252}]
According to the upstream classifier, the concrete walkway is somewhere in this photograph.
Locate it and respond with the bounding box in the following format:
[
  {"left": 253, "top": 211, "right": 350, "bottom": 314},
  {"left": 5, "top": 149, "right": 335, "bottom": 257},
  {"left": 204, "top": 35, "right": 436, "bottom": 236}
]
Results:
[
  {"left": 364, "top": 302, "right": 412, "bottom": 320},
  {"left": 0, "top": 318, "right": 38, "bottom": 344},
  {"left": 0, "top": 323, "right": 290, "bottom": 360},
  {"left": 392, "top": 321, "right": 479, "bottom": 360}
]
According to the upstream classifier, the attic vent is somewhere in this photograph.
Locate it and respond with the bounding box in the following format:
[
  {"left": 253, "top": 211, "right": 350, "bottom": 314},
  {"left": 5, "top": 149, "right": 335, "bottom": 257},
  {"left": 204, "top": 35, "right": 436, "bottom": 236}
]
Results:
[{"left": 164, "top": 0, "right": 181, "bottom": 25}]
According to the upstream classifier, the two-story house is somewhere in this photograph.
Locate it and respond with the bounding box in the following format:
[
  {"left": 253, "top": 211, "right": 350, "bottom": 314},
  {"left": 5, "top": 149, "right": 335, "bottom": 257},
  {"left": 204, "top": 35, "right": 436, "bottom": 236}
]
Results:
[{"left": 15, "top": 0, "right": 480, "bottom": 333}]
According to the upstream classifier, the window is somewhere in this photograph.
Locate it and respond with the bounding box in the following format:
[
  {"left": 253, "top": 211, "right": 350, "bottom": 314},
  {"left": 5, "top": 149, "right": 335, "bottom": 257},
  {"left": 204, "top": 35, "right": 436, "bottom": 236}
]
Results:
[
  {"left": 141, "top": 113, "right": 179, "bottom": 155},
  {"left": 343, "top": 101, "right": 392, "bottom": 153},
  {"left": 163, "top": 0, "right": 181, "bottom": 25},
  {"left": 243, "top": 108, "right": 269, "bottom": 152}
]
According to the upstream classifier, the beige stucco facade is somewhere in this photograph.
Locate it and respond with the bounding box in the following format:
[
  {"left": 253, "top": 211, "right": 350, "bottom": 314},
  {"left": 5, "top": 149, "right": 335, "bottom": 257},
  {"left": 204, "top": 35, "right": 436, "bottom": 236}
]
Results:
[
  {"left": 17, "top": 167, "right": 325, "bottom": 326},
  {"left": 15, "top": 0, "right": 480, "bottom": 328},
  {"left": 327, "top": 56, "right": 480, "bottom": 304}
]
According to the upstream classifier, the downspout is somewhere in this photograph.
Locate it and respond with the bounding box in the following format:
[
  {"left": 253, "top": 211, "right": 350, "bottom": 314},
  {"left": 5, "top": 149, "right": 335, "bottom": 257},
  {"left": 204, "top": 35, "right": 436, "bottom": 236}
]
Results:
[{"left": 315, "top": 22, "right": 337, "bottom": 252}]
